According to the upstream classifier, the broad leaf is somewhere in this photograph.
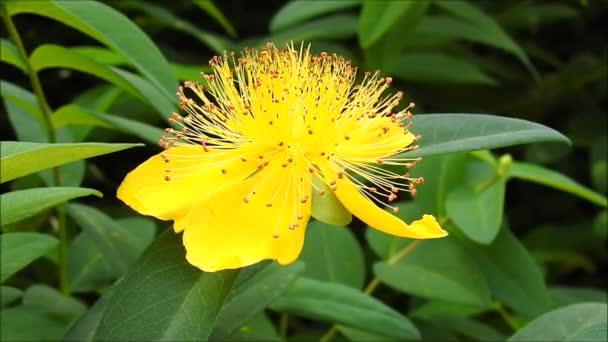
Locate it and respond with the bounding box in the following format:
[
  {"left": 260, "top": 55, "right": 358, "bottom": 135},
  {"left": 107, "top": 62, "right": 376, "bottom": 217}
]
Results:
[
  {"left": 509, "top": 161, "right": 607, "bottom": 207},
  {"left": 373, "top": 238, "right": 492, "bottom": 307},
  {"left": 404, "top": 114, "right": 570, "bottom": 158},
  {"left": 393, "top": 52, "right": 497, "bottom": 85},
  {"left": 95, "top": 228, "right": 239, "bottom": 341},
  {"left": 509, "top": 303, "right": 607, "bottom": 341},
  {"left": 270, "top": 277, "right": 420, "bottom": 340},
  {"left": 63, "top": 291, "right": 112, "bottom": 342},
  {"left": 299, "top": 221, "right": 364, "bottom": 288},
  {"left": 270, "top": 0, "right": 360, "bottom": 32},
  {"left": 0, "top": 141, "right": 140, "bottom": 183},
  {"left": 5, "top": 0, "right": 177, "bottom": 98},
  {"left": 66, "top": 204, "right": 141, "bottom": 276},
  {"left": 0, "top": 187, "right": 101, "bottom": 227},
  {"left": 0, "top": 306, "right": 67, "bottom": 341},
  {"left": 0, "top": 233, "right": 58, "bottom": 282},
  {"left": 210, "top": 262, "right": 304, "bottom": 340},
  {"left": 22, "top": 284, "right": 86, "bottom": 321},
  {"left": 464, "top": 227, "right": 552, "bottom": 317},
  {"left": 446, "top": 162, "right": 507, "bottom": 244}
]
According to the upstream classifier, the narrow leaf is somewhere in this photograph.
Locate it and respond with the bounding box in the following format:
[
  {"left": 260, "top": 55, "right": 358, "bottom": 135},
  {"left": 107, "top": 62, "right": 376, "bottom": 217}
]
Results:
[
  {"left": 403, "top": 114, "right": 570, "bottom": 158},
  {"left": 0, "top": 233, "right": 58, "bottom": 282},
  {"left": 509, "top": 161, "right": 607, "bottom": 207},
  {"left": 0, "top": 187, "right": 101, "bottom": 227},
  {"left": 270, "top": 0, "right": 360, "bottom": 32},
  {"left": 5, "top": 0, "right": 177, "bottom": 98},
  {"left": 0, "top": 141, "right": 140, "bottom": 183}
]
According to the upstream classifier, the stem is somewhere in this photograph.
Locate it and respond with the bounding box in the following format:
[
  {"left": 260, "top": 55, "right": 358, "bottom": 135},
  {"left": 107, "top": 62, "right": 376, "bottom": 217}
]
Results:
[
  {"left": 319, "top": 238, "right": 425, "bottom": 342},
  {"left": 3, "top": 7, "right": 69, "bottom": 294},
  {"left": 279, "top": 313, "right": 289, "bottom": 338},
  {"left": 495, "top": 302, "right": 520, "bottom": 331}
]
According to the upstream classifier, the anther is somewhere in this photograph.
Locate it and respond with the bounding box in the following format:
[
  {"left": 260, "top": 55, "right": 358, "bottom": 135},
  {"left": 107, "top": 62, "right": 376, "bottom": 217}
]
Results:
[
  {"left": 318, "top": 190, "right": 325, "bottom": 196},
  {"left": 243, "top": 197, "right": 249, "bottom": 204},
  {"left": 393, "top": 207, "right": 400, "bottom": 213},
  {"left": 266, "top": 203, "right": 272, "bottom": 207},
  {"left": 307, "top": 129, "right": 314, "bottom": 135},
  {"left": 241, "top": 157, "right": 247, "bottom": 162},
  {"left": 300, "top": 195, "right": 309, "bottom": 203},
  {"left": 282, "top": 162, "right": 288, "bottom": 167},
  {"left": 329, "top": 180, "right": 336, "bottom": 186},
  {"left": 221, "top": 168, "right": 228, "bottom": 174},
  {"left": 337, "top": 171, "right": 344, "bottom": 179},
  {"left": 344, "top": 135, "right": 350, "bottom": 140},
  {"left": 391, "top": 186, "right": 398, "bottom": 193},
  {"left": 164, "top": 176, "right": 171, "bottom": 181},
  {"left": 369, "top": 187, "right": 377, "bottom": 193},
  {"left": 308, "top": 167, "right": 315, "bottom": 173},
  {"left": 278, "top": 141, "right": 284, "bottom": 146},
  {"left": 388, "top": 193, "right": 397, "bottom": 202},
  {"left": 272, "top": 233, "right": 280, "bottom": 239}
]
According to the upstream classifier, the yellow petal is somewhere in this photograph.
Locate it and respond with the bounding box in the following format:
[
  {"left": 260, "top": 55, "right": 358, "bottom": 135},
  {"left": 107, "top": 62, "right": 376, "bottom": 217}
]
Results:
[
  {"left": 182, "top": 162, "right": 312, "bottom": 272},
  {"left": 332, "top": 178, "right": 447, "bottom": 239},
  {"left": 117, "top": 146, "right": 258, "bottom": 232}
]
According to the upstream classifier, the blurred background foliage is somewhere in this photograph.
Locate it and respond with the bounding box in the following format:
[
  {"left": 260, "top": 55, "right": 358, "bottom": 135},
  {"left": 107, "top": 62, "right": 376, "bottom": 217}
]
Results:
[{"left": 1, "top": 0, "right": 606, "bottom": 341}]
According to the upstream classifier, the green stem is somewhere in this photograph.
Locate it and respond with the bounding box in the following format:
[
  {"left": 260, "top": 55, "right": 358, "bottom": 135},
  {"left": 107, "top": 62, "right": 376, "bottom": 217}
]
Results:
[
  {"left": 319, "top": 237, "right": 427, "bottom": 342},
  {"left": 494, "top": 302, "right": 520, "bottom": 331},
  {"left": 279, "top": 313, "right": 289, "bottom": 338},
  {"left": 3, "top": 6, "right": 69, "bottom": 294}
]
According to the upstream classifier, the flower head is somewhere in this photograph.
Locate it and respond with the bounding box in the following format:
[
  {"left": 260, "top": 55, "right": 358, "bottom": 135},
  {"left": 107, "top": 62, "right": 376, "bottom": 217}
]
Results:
[{"left": 117, "top": 43, "right": 447, "bottom": 272}]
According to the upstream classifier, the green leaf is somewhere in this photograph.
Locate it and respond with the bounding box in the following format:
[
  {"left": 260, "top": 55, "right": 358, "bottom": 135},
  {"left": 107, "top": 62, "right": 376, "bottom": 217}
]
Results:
[
  {"left": 0, "top": 38, "right": 26, "bottom": 71},
  {"left": 403, "top": 114, "right": 570, "bottom": 158},
  {"left": 227, "top": 313, "right": 281, "bottom": 341},
  {"left": 509, "top": 161, "right": 607, "bottom": 207},
  {"left": 52, "top": 105, "right": 165, "bottom": 145},
  {"left": 410, "top": 300, "right": 488, "bottom": 319},
  {"left": 434, "top": 316, "right": 506, "bottom": 341},
  {"left": 498, "top": 3, "right": 579, "bottom": 30},
  {"left": 95, "top": 228, "right": 239, "bottom": 341},
  {"left": 359, "top": 0, "right": 426, "bottom": 48},
  {"left": 0, "top": 233, "right": 58, "bottom": 282},
  {"left": 0, "top": 286, "right": 23, "bottom": 307},
  {"left": 373, "top": 238, "right": 492, "bottom": 307},
  {"left": 0, "top": 187, "right": 101, "bottom": 227},
  {"left": 66, "top": 204, "right": 141, "bottom": 276},
  {"left": 5, "top": 0, "right": 177, "bottom": 98},
  {"left": 299, "top": 221, "right": 364, "bottom": 288},
  {"left": 509, "top": 303, "right": 607, "bottom": 341},
  {"left": 0, "top": 141, "right": 140, "bottom": 183},
  {"left": 29, "top": 44, "right": 172, "bottom": 116},
  {"left": 22, "top": 284, "right": 86, "bottom": 321},
  {"left": 270, "top": 0, "right": 360, "bottom": 32},
  {"left": 463, "top": 227, "right": 552, "bottom": 317},
  {"left": 550, "top": 286, "right": 607, "bottom": 308},
  {"left": 64, "top": 291, "right": 111, "bottom": 342},
  {"left": 244, "top": 14, "right": 357, "bottom": 49},
  {"left": 424, "top": 0, "right": 534, "bottom": 72},
  {"left": 210, "top": 262, "right": 304, "bottom": 340},
  {"left": 270, "top": 277, "right": 420, "bottom": 340},
  {"left": 362, "top": 0, "right": 429, "bottom": 72},
  {"left": 193, "top": 0, "right": 238, "bottom": 38},
  {"left": 365, "top": 202, "right": 429, "bottom": 260},
  {"left": 393, "top": 52, "right": 497, "bottom": 85},
  {"left": 591, "top": 136, "right": 607, "bottom": 194},
  {"left": 446, "top": 162, "right": 507, "bottom": 244},
  {"left": 67, "top": 231, "right": 115, "bottom": 293},
  {"left": 1, "top": 306, "right": 67, "bottom": 341},
  {"left": 0, "top": 80, "right": 44, "bottom": 125},
  {"left": 123, "top": 2, "right": 230, "bottom": 53}
]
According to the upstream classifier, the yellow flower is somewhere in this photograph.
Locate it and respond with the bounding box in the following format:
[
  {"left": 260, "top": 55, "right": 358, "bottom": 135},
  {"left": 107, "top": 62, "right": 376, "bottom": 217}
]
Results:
[{"left": 117, "top": 43, "right": 447, "bottom": 272}]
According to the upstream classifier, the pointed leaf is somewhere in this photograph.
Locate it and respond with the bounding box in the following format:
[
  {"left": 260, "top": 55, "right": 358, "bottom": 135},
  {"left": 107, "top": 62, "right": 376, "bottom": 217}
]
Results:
[
  {"left": 5, "top": 0, "right": 177, "bottom": 98},
  {"left": 509, "top": 303, "right": 607, "bottom": 341},
  {"left": 210, "top": 262, "right": 304, "bottom": 340},
  {"left": 299, "top": 221, "right": 364, "bottom": 288},
  {"left": 95, "top": 228, "right": 239, "bottom": 341},
  {"left": 0, "top": 141, "right": 141, "bottom": 183},
  {"left": 509, "top": 161, "right": 607, "bottom": 207},
  {"left": 403, "top": 114, "right": 570, "bottom": 158},
  {"left": 0, "top": 187, "right": 101, "bottom": 227},
  {"left": 270, "top": 278, "right": 420, "bottom": 340},
  {"left": 270, "top": 0, "right": 360, "bottom": 32},
  {"left": 0, "top": 38, "right": 26, "bottom": 71},
  {"left": 1, "top": 233, "right": 58, "bottom": 282}
]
